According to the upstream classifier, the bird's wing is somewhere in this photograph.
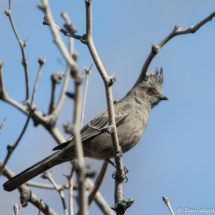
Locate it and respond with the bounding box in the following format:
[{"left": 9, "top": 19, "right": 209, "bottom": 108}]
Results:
[
  {"left": 52, "top": 103, "right": 132, "bottom": 151},
  {"left": 81, "top": 103, "right": 132, "bottom": 141}
]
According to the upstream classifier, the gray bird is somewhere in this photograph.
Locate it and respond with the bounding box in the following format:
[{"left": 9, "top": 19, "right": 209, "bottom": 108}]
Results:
[{"left": 3, "top": 69, "right": 168, "bottom": 192}]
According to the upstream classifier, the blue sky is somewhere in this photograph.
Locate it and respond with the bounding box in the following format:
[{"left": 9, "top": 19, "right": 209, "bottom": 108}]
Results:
[{"left": 1, "top": 0, "right": 215, "bottom": 214}]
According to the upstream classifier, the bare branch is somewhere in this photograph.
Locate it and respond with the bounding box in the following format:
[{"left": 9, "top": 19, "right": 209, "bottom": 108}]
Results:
[
  {"left": 61, "top": 12, "right": 76, "bottom": 56},
  {"left": 83, "top": 1, "right": 132, "bottom": 214},
  {"left": 26, "top": 181, "right": 70, "bottom": 190},
  {"left": 39, "top": 3, "right": 75, "bottom": 68},
  {"left": 163, "top": 196, "right": 175, "bottom": 215},
  {"left": 80, "top": 65, "right": 92, "bottom": 129},
  {"left": 42, "top": 171, "right": 68, "bottom": 215},
  {"left": 86, "top": 179, "right": 115, "bottom": 215},
  {"left": 1, "top": 161, "right": 58, "bottom": 215},
  {"left": 0, "top": 57, "right": 45, "bottom": 175},
  {"left": 134, "top": 11, "right": 215, "bottom": 86},
  {"left": 5, "top": 0, "right": 30, "bottom": 103},
  {"left": 88, "top": 160, "right": 109, "bottom": 206},
  {"left": 0, "top": 116, "right": 7, "bottom": 134},
  {"left": 31, "top": 57, "right": 46, "bottom": 107},
  {"left": 72, "top": 74, "right": 87, "bottom": 215},
  {"left": 64, "top": 166, "right": 75, "bottom": 215}
]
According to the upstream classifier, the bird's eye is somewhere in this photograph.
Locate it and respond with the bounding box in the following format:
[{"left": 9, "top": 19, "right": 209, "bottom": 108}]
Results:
[{"left": 147, "top": 88, "right": 152, "bottom": 93}]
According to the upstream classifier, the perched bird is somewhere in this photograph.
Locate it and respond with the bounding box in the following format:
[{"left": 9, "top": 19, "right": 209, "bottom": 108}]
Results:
[{"left": 3, "top": 69, "right": 168, "bottom": 192}]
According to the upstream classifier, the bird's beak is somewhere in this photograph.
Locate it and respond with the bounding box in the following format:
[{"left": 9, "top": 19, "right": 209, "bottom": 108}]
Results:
[{"left": 157, "top": 95, "right": 168, "bottom": 101}]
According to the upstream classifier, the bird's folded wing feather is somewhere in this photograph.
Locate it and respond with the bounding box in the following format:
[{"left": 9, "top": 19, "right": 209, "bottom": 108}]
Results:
[{"left": 53, "top": 103, "right": 132, "bottom": 151}]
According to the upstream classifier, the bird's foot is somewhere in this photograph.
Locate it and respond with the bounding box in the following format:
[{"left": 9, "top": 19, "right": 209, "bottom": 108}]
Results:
[
  {"left": 116, "top": 149, "right": 123, "bottom": 158},
  {"left": 110, "top": 149, "right": 123, "bottom": 158},
  {"left": 105, "top": 125, "right": 115, "bottom": 134},
  {"left": 112, "top": 166, "right": 129, "bottom": 183}
]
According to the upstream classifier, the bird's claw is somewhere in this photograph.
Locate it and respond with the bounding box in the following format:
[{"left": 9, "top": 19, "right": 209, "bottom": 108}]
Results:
[
  {"left": 116, "top": 149, "right": 123, "bottom": 158},
  {"left": 124, "top": 166, "right": 129, "bottom": 183},
  {"left": 112, "top": 166, "right": 129, "bottom": 183},
  {"left": 106, "top": 125, "right": 115, "bottom": 134}
]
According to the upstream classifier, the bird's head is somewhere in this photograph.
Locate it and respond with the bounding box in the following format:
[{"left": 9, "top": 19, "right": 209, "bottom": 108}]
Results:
[{"left": 128, "top": 68, "right": 168, "bottom": 109}]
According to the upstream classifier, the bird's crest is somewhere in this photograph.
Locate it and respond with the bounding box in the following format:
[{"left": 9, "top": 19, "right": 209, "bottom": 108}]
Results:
[{"left": 144, "top": 67, "right": 164, "bottom": 92}]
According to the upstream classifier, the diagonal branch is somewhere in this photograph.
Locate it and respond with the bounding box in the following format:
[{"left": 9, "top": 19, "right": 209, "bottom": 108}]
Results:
[
  {"left": 42, "top": 171, "right": 68, "bottom": 215},
  {"left": 0, "top": 116, "right": 7, "bottom": 134},
  {"left": 134, "top": 11, "right": 215, "bottom": 87},
  {"left": 4, "top": 0, "right": 29, "bottom": 103},
  {"left": 0, "top": 58, "right": 46, "bottom": 176},
  {"left": 0, "top": 161, "right": 58, "bottom": 215},
  {"left": 88, "top": 161, "right": 109, "bottom": 206}
]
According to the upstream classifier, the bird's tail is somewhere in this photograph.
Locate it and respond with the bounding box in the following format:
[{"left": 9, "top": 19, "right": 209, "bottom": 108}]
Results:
[{"left": 3, "top": 149, "right": 71, "bottom": 192}]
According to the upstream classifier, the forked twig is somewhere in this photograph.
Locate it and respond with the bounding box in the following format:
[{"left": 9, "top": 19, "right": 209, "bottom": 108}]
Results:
[
  {"left": 0, "top": 58, "right": 45, "bottom": 176},
  {"left": 134, "top": 11, "right": 215, "bottom": 87},
  {"left": 4, "top": 0, "right": 29, "bottom": 103},
  {"left": 42, "top": 171, "right": 68, "bottom": 215}
]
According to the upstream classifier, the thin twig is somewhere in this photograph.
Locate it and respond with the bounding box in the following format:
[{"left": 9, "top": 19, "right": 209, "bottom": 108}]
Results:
[
  {"left": 11, "top": 201, "right": 21, "bottom": 215},
  {"left": 31, "top": 57, "right": 46, "bottom": 106},
  {"left": 61, "top": 12, "right": 74, "bottom": 56},
  {"left": 134, "top": 11, "right": 215, "bottom": 87},
  {"left": 67, "top": 166, "right": 75, "bottom": 215},
  {"left": 26, "top": 181, "right": 70, "bottom": 190},
  {"left": 163, "top": 196, "right": 175, "bottom": 215},
  {"left": 42, "top": 171, "right": 68, "bottom": 215},
  {"left": 0, "top": 116, "right": 7, "bottom": 134},
  {"left": 1, "top": 161, "right": 58, "bottom": 215},
  {"left": 80, "top": 65, "right": 92, "bottom": 129},
  {"left": 5, "top": 0, "right": 29, "bottom": 103},
  {"left": 0, "top": 109, "right": 34, "bottom": 176},
  {"left": 0, "top": 61, "right": 4, "bottom": 92}
]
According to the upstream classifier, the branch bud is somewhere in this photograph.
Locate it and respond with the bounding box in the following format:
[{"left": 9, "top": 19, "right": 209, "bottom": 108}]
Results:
[
  {"left": 151, "top": 45, "right": 160, "bottom": 55},
  {"left": 43, "top": 16, "right": 49, "bottom": 26},
  {"left": 64, "top": 23, "right": 78, "bottom": 34},
  {"left": 7, "top": 143, "right": 14, "bottom": 153},
  {"left": 72, "top": 51, "right": 79, "bottom": 62},
  {"left": 4, "top": 10, "right": 11, "bottom": 16},
  {"left": 38, "top": 3, "right": 46, "bottom": 11},
  {"left": 51, "top": 72, "right": 64, "bottom": 84},
  {"left": 38, "top": 57, "right": 46, "bottom": 65},
  {"left": 70, "top": 64, "right": 82, "bottom": 77},
  {"left": 41, "top": 171, "right": 52, "bottom": 180}
]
